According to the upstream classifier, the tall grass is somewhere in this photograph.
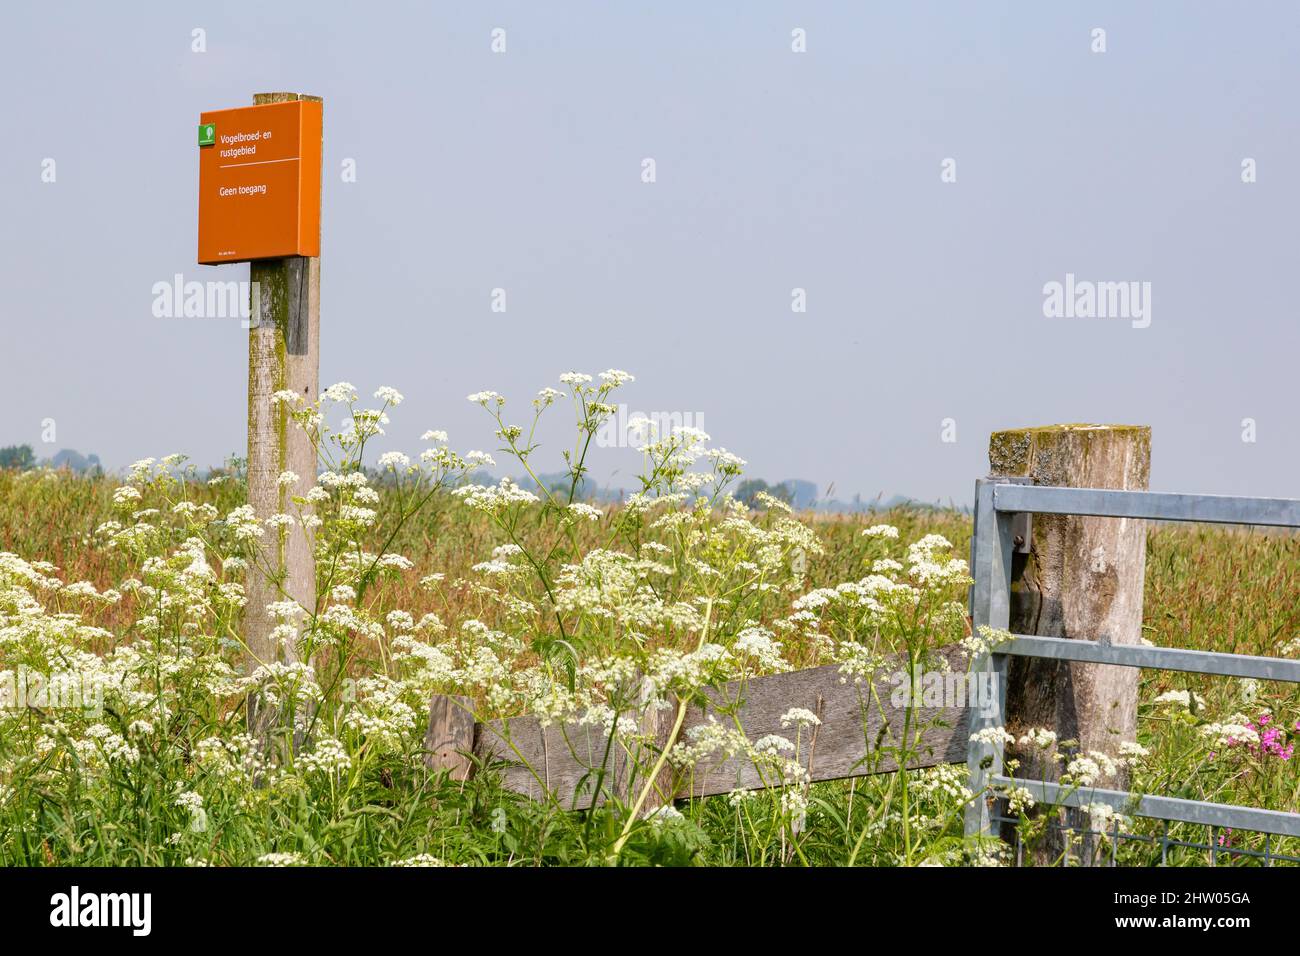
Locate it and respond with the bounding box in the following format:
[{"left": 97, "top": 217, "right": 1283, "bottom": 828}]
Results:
[{"left": 0, "top": 376, "right": 1294, "bottom": 867}]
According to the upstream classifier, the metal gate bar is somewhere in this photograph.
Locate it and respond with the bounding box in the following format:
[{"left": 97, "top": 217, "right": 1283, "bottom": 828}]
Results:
[
  {"left": 987, "top": 808, "right": 1300, "bottom": 866},
  {"left": 1003, "top": 634, "right": 1300, "bottom": 683},
  {"left": 989, "top": 774, "right": 1300, "bottom": 838},
  {"left": 965, "top": 478, "right": 1300, "bottom": 851},
  {"left": 992, "top": 483, "right": 1300, "bottom": 527}
]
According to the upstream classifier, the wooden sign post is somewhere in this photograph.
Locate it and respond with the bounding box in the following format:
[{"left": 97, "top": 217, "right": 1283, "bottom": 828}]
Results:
[{"left": 198, "top": 92, "right": 323, "bottom": 734}]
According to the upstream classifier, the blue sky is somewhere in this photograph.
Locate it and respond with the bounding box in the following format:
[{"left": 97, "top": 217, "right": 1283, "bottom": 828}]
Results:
[{"left": 2, "top": 2, "right": 1297, "bottom": 504}]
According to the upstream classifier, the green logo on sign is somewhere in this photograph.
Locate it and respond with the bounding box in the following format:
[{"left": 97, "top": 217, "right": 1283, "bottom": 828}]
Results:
[{"left": 198, "top": 124, "right": 216, "bottom": 146}]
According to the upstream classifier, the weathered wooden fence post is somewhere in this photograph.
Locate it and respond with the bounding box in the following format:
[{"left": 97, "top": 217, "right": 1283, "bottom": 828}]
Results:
[
  {"left": 425, "top": 695, "right": 477, "bottom": 782},
  {"left": 244, "top": 92, "right": 323, "bottom": 732},
  {"left": 989, "top": 424, "right": 1150, "bottom": 864}
]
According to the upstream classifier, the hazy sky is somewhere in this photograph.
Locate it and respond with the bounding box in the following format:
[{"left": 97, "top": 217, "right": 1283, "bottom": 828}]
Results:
[{"left": 3, "top": 2, "right": 1297, "bottom": 505}]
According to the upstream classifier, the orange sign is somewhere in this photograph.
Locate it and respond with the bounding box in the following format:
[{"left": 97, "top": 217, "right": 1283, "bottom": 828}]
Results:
[{"left": 197, "top": 100, "right": 321, "bottom": 264}]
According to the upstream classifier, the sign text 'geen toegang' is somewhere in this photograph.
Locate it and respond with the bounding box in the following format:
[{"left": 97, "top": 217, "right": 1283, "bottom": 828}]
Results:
[{"left": 197, "top": 99, "right": 321, "bottom": 264}]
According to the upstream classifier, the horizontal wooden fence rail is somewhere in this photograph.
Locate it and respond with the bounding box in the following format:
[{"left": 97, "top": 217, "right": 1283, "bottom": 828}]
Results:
[{"left": 426, "top": 645, "right": 974, "bottom": 810}]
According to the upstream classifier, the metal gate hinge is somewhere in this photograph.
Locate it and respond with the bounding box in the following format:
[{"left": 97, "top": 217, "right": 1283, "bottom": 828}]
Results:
[
  {"left": 1011, "top": 511, "right": 1031, "bottom": 553},
  {"left": 991, "top": 475, "right": 1033, "bottom": 554}
]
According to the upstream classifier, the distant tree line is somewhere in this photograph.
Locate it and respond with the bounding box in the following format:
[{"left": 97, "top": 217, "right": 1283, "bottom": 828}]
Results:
[{"left": 0, "top": 444, "right": 102, "bottom": 475}]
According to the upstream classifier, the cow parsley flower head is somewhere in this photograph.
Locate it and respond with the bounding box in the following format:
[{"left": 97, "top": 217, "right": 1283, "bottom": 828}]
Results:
[
  {"left": 1018, "top": 727, "right": 1057, "bottom": 750},
  {"left": 225, "top": 505, "right": 264, "bottom": 540},
  {"left": 534, "top": 387, "right": 565, "bottom": 408},
  {"left": 1118, "top": 740, "right": 1150, "bottom": 766},
  {"left": 1154, "top": 690, "right": 1206, "bottom": 711},
  {"left": 1200, "top": 717, "right": 1261, "bottom": 750},
  {"left": 599, "top": 369, "right": 635, "bottom": 387},
  {"left": 753, "top": 734, "right": 796, "bottom": 755},
  {"left": 1005, "top": 786, "right": 1035, "bottom": 814},
  {"left": 1084, "top": 802, "right": 1127, "bottom": 833},
  {"left": 1064, "top": 751, "right": 1119, "bottom": 786},
  {"left": 780, "top": 708, "right": 822, "bottom": 730},
  {"left": 862, "top": 524, "right": 900, "bottom": 539},
  {"left": 643, "top": 804, "right": 683, "bottom": 825},
  {"left": 962, "top": 625, "right": 1012, "bottom": 658},
  {"left": 112, "top": 486, "right": 142, "bottom": 505},
  {"left": 969, "top": 726, "right": 1015, "bottom": 747},
  {"left": 322, "top": 382, "right": 358, "bottom": 404},
  {"left": 174, "top": 790, "right": 207, "bottom": 833},
  {"left": 299, "top": 737, "right": 352, "bottom": 775},
  {"left": 567, "top": 503, "right": 602, "bottom": 521},
  {"left": 733, "top": 627, "right": 785, "bottom": 672}
]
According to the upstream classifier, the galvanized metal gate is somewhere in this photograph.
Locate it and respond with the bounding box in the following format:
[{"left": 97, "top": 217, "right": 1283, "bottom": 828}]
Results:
[{"left": 965, "top": 479, "right": 1300, "bottom": 862}]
